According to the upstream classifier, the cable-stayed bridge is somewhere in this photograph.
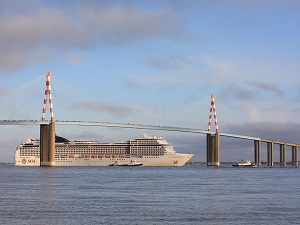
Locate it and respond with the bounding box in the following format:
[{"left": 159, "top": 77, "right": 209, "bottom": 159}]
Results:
[
  {"left": 0, "top": 119, "right": 260, "bottom": 141},
  {"left": 0, "top": 72, "right": 298, "bottom": 166}
]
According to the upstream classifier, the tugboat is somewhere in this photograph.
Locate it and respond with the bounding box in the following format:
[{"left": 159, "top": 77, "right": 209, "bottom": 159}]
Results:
[{"left": 232, "top": 160, "right": 257, "bottom": 167}]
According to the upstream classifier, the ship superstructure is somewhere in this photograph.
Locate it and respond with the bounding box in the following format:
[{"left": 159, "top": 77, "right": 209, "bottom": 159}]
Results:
[{"left": 15, "top": 134, "right": 193, "bottom": 166}]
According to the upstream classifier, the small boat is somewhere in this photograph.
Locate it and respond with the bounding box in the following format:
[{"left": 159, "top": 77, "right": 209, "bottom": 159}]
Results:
[
  {"left": 232, "top": 160, "right": 257, "bottom": 167},
  {"left": 109, "top": 160, "right": 143, "bottom": 167}
]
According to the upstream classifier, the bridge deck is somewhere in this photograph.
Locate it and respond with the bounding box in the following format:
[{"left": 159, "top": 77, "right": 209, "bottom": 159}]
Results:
[{"left": 2, "top": 120, "right": 297, "bottom": 145}]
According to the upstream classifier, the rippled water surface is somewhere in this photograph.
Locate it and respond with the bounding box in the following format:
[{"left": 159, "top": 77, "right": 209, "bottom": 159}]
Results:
[{"left": 1, "top": 164, "right": 300, "bottom": 225}]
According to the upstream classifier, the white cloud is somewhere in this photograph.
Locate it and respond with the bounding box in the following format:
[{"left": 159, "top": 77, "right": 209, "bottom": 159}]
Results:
[
  {"left": 80, "top": 6, "right": 186, "bottom": 45},
  {"left": 0, "top": 5, "right": 187, "bottom": 70},
  {"left": 129, "top": 54, "right": 240, "bottom": 87},
  {"left": 201, "top": 55, "right": 238, "bottom": 83},
  {"left": 245, "top": 101, "right": 293, "bottom": 123}
]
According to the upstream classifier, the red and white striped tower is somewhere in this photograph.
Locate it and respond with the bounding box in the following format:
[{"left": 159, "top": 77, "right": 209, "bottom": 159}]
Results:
[
  {"left": 207, "top": 94, "right": 218, "bottom": 133},
  {"left": 42, "top": 71, "right": 54, "bottom": 123}
]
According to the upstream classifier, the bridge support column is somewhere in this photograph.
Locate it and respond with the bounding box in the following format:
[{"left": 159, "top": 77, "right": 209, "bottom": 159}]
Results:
[
  {"left": 296, "top": 146, "right": 299, "bottom": 166},
  {"left": 267, "top": 142, "right": 273, "bottom": 166},
  {"left": 40, "top": 122, "right": 55, "bottom": 166},
  {"left": 40, "top": 124, "right": 49, "bottom": 165},
  {"left": 292, "top": 147, "right": 294, "bottom": 165},
  {"left": 254, "top": 140, "right": 261, "bottom": 166},
  {"left": 292, "top": 146, "right": 298, "bottom": 166},
  {"left": 279, "top": 144, "right": 286, "bottom": 167},
  {"left": 206, "top": 133, "right": 220, "bottom": 166}
]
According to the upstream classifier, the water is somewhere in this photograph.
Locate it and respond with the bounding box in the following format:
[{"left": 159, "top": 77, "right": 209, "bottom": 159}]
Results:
[{"left": 1, "top": 164, "right": 300, "bottom": 225}]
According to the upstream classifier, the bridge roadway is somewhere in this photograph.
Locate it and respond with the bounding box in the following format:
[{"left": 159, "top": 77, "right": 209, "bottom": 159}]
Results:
[{"left": 0, "top": 119, "right": 261, "bottom": 141}]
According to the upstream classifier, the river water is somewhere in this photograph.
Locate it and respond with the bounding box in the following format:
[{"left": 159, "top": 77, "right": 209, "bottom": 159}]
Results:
[{"left": 0, "top": 164, "right": 299, "bottom": 225}]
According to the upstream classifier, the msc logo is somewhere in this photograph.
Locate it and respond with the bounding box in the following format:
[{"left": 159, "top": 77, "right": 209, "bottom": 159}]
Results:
[
  {"left": 28, "top": 159, "right": 36, "bottom": 163},
  {"left": 21, "top": 159, "right": 37, "bottom": 164}
]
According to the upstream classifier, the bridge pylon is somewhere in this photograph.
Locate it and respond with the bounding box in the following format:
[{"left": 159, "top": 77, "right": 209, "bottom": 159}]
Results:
[
  {"left": 40, "top": 71, "right": 56, "bottom": 166},
  {"left": 206, "top": 94, "right": 220, "bottom": 166}
]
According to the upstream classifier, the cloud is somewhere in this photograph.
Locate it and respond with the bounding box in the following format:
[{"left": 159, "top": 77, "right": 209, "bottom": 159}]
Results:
[
  {"left": 161, "top": 0, "right": 300, "bottom": 12},
  {"left": 0, "top": 11, "right": 82, "bottom": 51},
  {"left": 0, "top": 48, "right": 53, "bottom": 70},
  {"left": 131, "top": 74, "right": 194, "bottom": 85},
  {"left": 145, "top": 55, "right": 190, "bottom": 71},
  {"left": 0, "top": 9, "right": 82, "bottom": 69},
  {"left": 245, "top": 122, "right": 300, "bottom": 142},
  {"left": 130, "top": 54, "right": 230, "bottom": 86},
  {"left": 129, "top": 53, "right": 288, "bottom": 90},
  {"left": 202, "top": 55, "right": 238, "bottom": 83},
  {"left": 244, "top": 101, "right": 297, "bottom": 123},
  {"left": 220, "top": 83, "right": 258, "bottom": 101},
  {"left": 69, "top": 100, "right": 160, "bottom": 122},
  {"left": 220, "top": 82, "right": 285, "bottom": 102},
  {"left": 80, "top": 6, "right": 186, "bottom": 45},
  {"left": 71, "top": 100, "right": 133, "bottom": 117},
  {"left": 250, "top": 82, "right": 284, "bottom": 97},
  {"left": 124, "top": 78, "right": 145, "bottom": 90},
  {"left": 0, "top": 3, "right": 187, "bottom": 70}
]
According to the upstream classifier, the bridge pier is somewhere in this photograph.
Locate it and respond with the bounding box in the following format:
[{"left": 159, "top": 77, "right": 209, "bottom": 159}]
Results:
[
  {"left": 292, "top": 146, "right": 298, "bottom": 166},
  {"left": 206, "top": 133, "right": 220, "bottom": 166},
  {"left": 254, "top": 140, "right": 261, "bottom": 166},
  {"left": 40, "top": 122, "right": 55, "bottom": 166},
  {"left": 267, "top": 142, "right": 273, "bottom": 166},
  {"left": 295, "top": 146, "right": 298, "bottom": 166},
  {"left": 279, "top": 144, "right": 286, "bottom": 167}
]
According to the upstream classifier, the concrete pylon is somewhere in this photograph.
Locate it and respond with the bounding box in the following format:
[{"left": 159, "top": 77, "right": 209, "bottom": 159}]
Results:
[
  {"left": 279, "top": 144, "right": 286, "bottom": 167},
  {"left": 292, "top": 146, "right": 298, "bottom": 166},
  {"left": 267, "top": 142, "right": 273, "bottom": 166},
  {"left": 40, "top": 122, "right": 55, "bottom": 166},
  {"left": 40, "top": 124, "right": 49, "bottom": 165},
  {"left": 254, "top": 140, "right": 261, "bottom": 166},
  {"left": 207, "top": 133, "right": 220, "bottom": 166},
  {"left": 295, "top": 146, "right": 298, "bottom": 166}
]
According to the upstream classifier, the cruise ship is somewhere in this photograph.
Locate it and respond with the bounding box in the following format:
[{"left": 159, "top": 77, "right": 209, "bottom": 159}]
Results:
[{"left": 14, "top": 134, "right": 193, "bottom": 166}]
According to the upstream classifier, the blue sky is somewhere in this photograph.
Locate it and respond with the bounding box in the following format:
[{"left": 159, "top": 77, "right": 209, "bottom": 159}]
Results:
[{"left": 0, "top": 0, "right": 300, "bottom": 163}]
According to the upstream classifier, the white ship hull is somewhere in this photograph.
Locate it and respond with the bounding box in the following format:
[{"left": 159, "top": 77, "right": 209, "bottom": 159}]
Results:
[
  {"left": 14, "top": 134, "right": 193, "bottom": 167},
  {"left": 15, "top": 153, "right": 193, "bottom": 167}
]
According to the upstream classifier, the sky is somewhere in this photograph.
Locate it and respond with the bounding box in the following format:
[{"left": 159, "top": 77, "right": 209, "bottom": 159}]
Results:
[{"left": 0, "top": 0, "right": 300, "bottom": 163}]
